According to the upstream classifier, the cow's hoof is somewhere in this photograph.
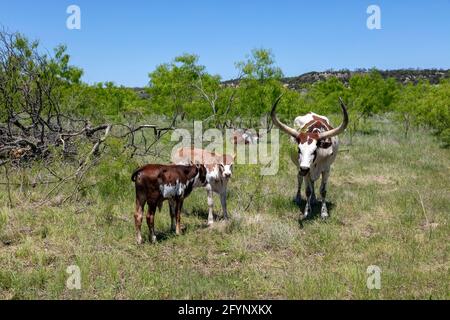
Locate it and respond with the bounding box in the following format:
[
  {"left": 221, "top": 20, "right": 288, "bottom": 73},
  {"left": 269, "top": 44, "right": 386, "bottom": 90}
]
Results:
[
  {"left": 299, "top": 213, "right": 307, "bottom": 221},
  {"left": 136, "top": 238, "right": 143, "bottom": 245},
  {"left": 303, "top": 208, "right": 311, "bottom": 219},
  {"left": 207, "top": 220, "right": 214, "bottom": 226},
  {"left": 321, "top": 208, "right": 329, "bottom": 219},
  {"left": 294, "top": 196, "right": 302, "bottom": 205},
  {"left": 149, "top": 235, "right": 157, "bottom": 243}
]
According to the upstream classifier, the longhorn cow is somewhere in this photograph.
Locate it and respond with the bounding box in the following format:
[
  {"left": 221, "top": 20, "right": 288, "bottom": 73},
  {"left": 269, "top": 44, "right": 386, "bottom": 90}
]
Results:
[{"left": 271, "top": 96, "right": 348, "bottom": 220}]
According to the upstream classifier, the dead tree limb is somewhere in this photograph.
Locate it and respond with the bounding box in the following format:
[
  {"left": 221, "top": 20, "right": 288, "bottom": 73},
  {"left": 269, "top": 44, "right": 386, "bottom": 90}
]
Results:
[{"left": 75, "top": 125, "right": 111, "bottom": 177}]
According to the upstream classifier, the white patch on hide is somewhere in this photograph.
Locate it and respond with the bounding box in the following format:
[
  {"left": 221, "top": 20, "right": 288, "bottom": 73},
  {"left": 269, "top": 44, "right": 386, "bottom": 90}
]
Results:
[
  {"left": 159, "top": 180, "right": 187, "bottom": 198},
  {"left": 207, "top": 166, "right": 221, "bottom": 181}
]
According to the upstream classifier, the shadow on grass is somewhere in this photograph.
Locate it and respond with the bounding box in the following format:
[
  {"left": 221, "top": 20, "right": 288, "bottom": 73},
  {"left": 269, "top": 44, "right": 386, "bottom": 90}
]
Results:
[
  {"left": 184, "top": 206, "right": 228, "bottom": 224},
  {"left": 185, "top": 206, "right": 209, "bottom": 219},
  {"left": 139, "top": 208, "right": 215, "bottom": 244},
  {"left": 293, "top": 197, "right": 335, "bottom": 227}
]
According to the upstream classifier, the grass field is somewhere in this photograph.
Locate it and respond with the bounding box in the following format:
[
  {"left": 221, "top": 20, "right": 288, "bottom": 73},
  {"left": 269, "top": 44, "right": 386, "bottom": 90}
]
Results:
[{"left": 0, "top": 117, "right": 449, "bottom": 299}]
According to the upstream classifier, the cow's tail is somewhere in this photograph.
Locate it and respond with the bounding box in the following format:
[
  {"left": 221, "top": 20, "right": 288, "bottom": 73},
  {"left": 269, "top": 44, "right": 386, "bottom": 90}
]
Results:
[{"left": 131, "top": 167, "right": 143, "bottom": 182}]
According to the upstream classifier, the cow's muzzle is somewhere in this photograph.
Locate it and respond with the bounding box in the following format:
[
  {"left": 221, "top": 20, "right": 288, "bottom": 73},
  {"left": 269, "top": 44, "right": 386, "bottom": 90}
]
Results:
[{"left": 299, "top": 167, "right": 310, "bottom": 176}]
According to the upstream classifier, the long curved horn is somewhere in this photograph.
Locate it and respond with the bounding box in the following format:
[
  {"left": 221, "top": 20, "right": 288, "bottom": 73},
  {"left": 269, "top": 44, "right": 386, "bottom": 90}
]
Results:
[
  {"left": 270, "top": 94, "right": 298, "bottom": 138},
  {"left": 318, "top": 97, "right": 349, "bottom": 140}
]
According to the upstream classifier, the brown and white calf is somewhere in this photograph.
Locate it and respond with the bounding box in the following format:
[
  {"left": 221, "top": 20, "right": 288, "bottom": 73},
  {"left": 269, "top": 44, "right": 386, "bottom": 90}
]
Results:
[
  {"left": 171, "top": 147, "right": 235, "bottom": 225},
  {"left": 271, "top": 96, "right": 348, "bottom": 220},
  {"left": 131, "top": 164, "right": 207, "bottom": 244}
]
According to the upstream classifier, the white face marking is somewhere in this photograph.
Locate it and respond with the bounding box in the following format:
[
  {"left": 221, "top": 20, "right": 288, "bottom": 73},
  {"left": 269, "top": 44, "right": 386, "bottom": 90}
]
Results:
[
  {"left": 298, "top": 142, "right": 317, "bottom": 169},
  {"left": 222, "top": 164, "right": 233, "bottom": 178}
]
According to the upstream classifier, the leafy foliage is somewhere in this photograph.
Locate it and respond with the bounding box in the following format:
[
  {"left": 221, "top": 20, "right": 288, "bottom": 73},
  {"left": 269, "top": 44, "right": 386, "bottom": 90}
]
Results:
[
  {"left": 1, "top": 30, "right": 449, "bottom": 153},
  {"left": 235, "top": 48, "right": 283, "bottom": 81}
]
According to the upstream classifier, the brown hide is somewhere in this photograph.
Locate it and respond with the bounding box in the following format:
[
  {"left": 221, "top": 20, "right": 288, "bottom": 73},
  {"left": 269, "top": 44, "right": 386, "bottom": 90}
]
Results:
[{"left": 131, "top": 164, "right": 206, "bottom": 244}]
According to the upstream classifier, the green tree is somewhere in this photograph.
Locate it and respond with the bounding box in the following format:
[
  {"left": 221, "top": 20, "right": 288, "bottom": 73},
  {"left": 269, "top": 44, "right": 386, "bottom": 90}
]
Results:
[
  {"left": 235, "top": 48, "right": 283, "bottom": 81},
  {"left": 417, "top": 80, "right": 450, "bottom": 146},
  {"left": 0, "top": 31, "right": 83, "bottom": 136},
  {"left": 148, "top": 54, "right": 207, "bottom": 122},
  {"left": 307, "top": 77, "right": 347, "bottom": 115},
  {"left": 147, "top": 53, "right": 241, "bottom": 126},
  {"left": 393, "top": 82, "right": 429, "bottom": 138},
  {"left": 345, "top": 70, "right": 399, "bottom": 141},
  {"left": 233, "top": 48, "right": 284, "bottom": 126}
]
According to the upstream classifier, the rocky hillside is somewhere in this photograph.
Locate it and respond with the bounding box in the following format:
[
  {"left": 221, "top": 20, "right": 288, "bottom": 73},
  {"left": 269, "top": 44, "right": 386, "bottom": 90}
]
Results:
[{"left": 223, "top": 69, "right": 450, "bottom": 90}]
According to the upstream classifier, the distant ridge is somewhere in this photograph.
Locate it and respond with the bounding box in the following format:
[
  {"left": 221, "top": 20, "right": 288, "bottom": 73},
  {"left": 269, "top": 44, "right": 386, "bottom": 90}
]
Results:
[
  {"left": 222, "top": 68, "right": 450, "bottom": 90},
  {"left": 133, "top": 69, "right": 449, "bottom": 97}
]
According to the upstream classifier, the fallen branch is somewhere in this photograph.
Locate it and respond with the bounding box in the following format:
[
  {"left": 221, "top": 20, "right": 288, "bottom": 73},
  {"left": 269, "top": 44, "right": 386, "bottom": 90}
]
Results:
[{"left": 75, "top": 125, "right": 111, "bottom": 177}]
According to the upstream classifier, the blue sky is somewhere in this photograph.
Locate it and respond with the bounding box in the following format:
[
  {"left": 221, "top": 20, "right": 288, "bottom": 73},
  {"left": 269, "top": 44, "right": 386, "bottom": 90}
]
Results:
[{"left": 1, "top": 0, "right": 449, "bottom": 86}]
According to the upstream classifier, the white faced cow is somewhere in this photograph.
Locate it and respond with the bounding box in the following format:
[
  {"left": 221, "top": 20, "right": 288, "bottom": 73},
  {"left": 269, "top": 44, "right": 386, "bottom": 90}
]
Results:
[
  {"left": 271, "top": 96, "right": 348, "bottom": 220},
  {"left": 171, "top": 147, "right": 235, "bottom": 225}
]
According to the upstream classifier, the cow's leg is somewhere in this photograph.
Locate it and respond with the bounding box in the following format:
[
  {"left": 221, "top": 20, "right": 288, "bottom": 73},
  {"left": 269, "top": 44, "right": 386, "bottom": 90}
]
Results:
[
  {"left": 302, "top": 177, "right": 314, "bottom": 219},
  {"left": 134, "top": 198, "right": 145, "bottom": 244},
  {"left": 219, "top": 189, "right": 229, "bottom": 220},
  {"left": 175, "top": 199, "right": 184, "bottom": 235},
  {"left": 169, "top": 199, "right": 176, "bottom": 232},
  {"left": 146, "top": 202, "right": 157, "bottom": 243},
  {"left": 295, "top": 171, "right": 303, "bottom": 204},
  {"left": 206, "top": 184, "right": 214, "bottom": 225},
  {"left": 320, "top": 170, "right": 330, "bottom": 219},
  {"left": 310, "top": 178, "right": 317, "bottom": 204}
]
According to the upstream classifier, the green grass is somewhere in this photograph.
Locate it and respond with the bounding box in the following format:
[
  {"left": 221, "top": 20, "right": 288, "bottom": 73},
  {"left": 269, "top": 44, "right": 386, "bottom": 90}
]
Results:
[{"left": 0, "top": 117, "right": 449, "bottom": 299}]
